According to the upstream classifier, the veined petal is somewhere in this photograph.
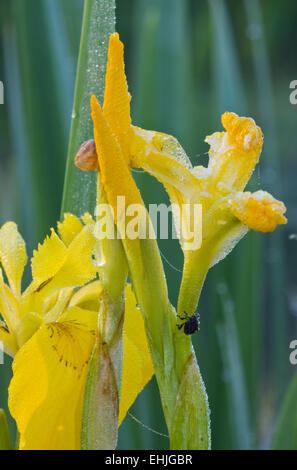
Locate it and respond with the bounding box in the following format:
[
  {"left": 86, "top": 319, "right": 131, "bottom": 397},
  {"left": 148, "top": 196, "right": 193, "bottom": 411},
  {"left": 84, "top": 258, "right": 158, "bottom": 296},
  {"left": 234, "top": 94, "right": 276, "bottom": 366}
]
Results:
[
  {"left": 0, "top": 222, "right": 27, "bottom": 298},
  {"left": 205, "top": 112, "right": 263, "bottom": 192},
  {"left": 8, "top": 309, "right": 97, "bottom": 450},
  {"left": 229, "top": 190, "right": 287, "bottom": 232},
  {"left": 119, "top": 284, "right": 154, "bottom": 425},
  {"left": 58, "top": 213, "right": 83, "bottom": 246},
  {"left": 103, "top": 33, "right": 132, "bottom": 164}
]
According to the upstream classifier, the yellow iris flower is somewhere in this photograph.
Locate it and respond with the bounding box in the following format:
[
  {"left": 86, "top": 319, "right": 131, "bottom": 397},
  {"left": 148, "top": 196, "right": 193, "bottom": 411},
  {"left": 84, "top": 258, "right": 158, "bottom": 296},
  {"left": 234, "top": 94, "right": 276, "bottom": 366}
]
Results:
[
  {"left": 87, "top": 32, "right": 287, "bottom": 320},
  {"left": 85, "top": 31, "right": 286, "bottom": 448},
  {"left": 129, "top": 111, "right": 287, "bottom": 313},
  {"left": 89, "top": 33, "right": 211, "bottom": 449},
  {"left": 0, "top": 214, "right": 153, "bottom": 449}
]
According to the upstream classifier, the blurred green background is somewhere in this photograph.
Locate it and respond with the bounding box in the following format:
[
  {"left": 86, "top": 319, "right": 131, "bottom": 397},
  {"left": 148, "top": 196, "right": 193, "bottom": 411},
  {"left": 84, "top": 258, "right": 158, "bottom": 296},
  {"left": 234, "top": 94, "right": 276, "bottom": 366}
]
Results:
[{"left": 0, "top": 0, "right": 296, "bottom": 450}]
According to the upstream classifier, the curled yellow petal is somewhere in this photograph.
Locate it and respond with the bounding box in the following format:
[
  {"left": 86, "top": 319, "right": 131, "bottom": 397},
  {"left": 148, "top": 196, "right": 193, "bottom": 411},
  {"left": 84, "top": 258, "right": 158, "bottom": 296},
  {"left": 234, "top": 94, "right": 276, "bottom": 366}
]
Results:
[
  {"left": 205, "top": 111, "right": 263, "bottom": 192},
  {"left": 229, "top": 190, "right": 287, "bottom": 232},
  {"left": 0, "top": 222, "right": 27, "bottom": 298},
  {"left": 119, "top": 284, "right": 154, "bottom": 425},
  {"left": 222, "top": 112, "right": 263, "bottom": 154},
  {"left": 8, "top": 312, "right": 96, "bottom": 450}
]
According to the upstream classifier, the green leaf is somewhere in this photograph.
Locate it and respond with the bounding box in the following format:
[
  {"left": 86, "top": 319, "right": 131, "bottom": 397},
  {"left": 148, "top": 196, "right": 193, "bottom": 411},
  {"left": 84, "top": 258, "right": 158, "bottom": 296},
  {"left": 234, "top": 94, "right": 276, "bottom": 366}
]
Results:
[
  {"left": 61, "top": 0, "right": 115, "bottom": 217},
  {"left": 217, "top": 283, "right": 253, "bottom": 450},
  {"left": 0, "top": 409, "right": 12, "bottom": 450},
  {"left": 208, "top": 0, "right": 245, "bottom": 114},
  {"left": 272, "top": 372, "right": 297, "bottom": 449}
]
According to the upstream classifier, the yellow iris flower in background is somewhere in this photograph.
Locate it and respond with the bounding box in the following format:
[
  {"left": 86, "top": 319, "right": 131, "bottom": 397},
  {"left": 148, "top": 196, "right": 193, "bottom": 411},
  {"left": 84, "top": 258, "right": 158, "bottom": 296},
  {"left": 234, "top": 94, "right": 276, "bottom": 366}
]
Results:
[{"left": 0, "top": 214, "right": 152, "bottom": 450}]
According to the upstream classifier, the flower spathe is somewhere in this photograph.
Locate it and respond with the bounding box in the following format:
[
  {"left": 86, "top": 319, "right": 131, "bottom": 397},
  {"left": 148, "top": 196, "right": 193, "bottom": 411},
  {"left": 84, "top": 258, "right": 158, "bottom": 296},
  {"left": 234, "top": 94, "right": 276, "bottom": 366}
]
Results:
[{"left": 0, "top": 215, "right": 153, "bottom": 449}]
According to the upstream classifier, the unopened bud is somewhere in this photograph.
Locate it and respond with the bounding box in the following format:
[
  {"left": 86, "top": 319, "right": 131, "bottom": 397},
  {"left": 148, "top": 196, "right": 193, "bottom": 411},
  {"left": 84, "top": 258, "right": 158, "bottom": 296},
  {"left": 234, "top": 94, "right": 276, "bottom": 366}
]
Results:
[{"left": 74, "top": 139, "right": 99, "bottom": 171}]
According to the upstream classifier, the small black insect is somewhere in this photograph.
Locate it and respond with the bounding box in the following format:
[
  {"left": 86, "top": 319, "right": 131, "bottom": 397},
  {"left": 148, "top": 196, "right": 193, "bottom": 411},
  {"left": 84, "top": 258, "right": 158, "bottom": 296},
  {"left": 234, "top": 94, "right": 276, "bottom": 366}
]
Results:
[{"left": 177, "top": 311, "right": 200, "bottom": 335}]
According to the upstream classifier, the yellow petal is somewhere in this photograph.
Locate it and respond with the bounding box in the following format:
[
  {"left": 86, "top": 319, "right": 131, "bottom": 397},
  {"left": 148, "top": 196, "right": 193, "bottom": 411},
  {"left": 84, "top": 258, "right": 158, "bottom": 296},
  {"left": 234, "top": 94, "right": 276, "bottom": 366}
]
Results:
[
  {"left": 30, "top": 226, "right": 96, "bottom": 295},
  {"left": 229, "top": 190, "right": 287, "bottom": 232},
  {"left": 49, "top": 225, "right": 97, "bottom": 290},
  {"left": 91, "top": 95, "right": 143, "bottom": 217},
  {"left": 15, "top": 312, "right": 44, "bottom": 348},
  {"left": 69, "top": 280, "right": 101, "bottom": 311},
  {"left": 81, "top": 212, "right": 95, "bottom": 226},
  {"left": 44, "top": 288, "right": 74, "bottom": 323},
  {"left": 91, "top": 94, "right": 146, "bottom": 300},
  {"left": 8, "top": 311, "right": 96, "bottom": 450},
  {"left": 119, "top": 284, "right": 154, "bottom": 425},
  {"left": 92, "top": 94, "right": 168, "bottom": 358},
  {"left": 58, "top": 213, "right": 83, "bottom": 246},
  {"left": 0, "top": 321, "right": 18, "bottom": 357},
  {"left": 31, "top": 229, "right": 67, "bottom": 290},
  {"left": 205, "top": 112, "right": 263, "bottom": 192},
  {"left": 130, "top": 126, "right": 199, "bottom": 200},
  {"left": 103, "top": 33, "right": 132, "bottom": 164},
  {"left": 0, "top": 222, "right": 27, "bottom": 298},
  {"left": 130, "top": 127, "right": 205, "bottom": 252},
  {"left": 0, "top": 268, "right": 20, "bottom": 333}
]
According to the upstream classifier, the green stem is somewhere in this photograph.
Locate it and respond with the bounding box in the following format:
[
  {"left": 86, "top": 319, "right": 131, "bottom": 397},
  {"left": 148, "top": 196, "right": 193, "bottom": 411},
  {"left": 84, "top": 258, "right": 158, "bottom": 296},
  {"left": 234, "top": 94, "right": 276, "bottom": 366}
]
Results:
[{"left": 61, "top": 0, "right": 115, "bottom": 217}]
